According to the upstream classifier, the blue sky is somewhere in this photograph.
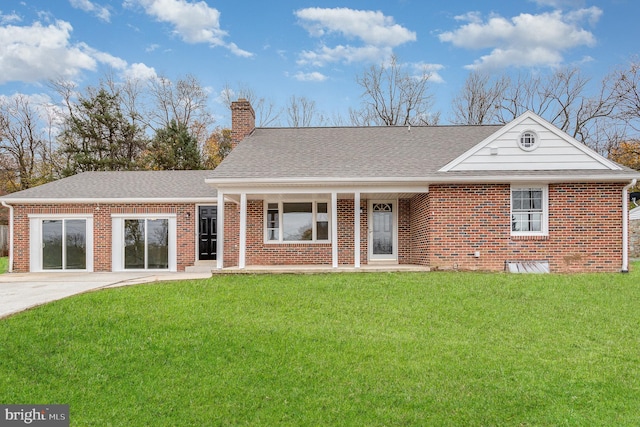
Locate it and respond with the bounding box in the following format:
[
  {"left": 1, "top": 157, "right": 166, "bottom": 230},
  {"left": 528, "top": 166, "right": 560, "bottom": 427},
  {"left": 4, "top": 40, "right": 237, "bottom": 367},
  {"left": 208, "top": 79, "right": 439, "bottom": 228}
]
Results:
[{"left": 1, "top": 0, "right": 638, "bottom": 126}]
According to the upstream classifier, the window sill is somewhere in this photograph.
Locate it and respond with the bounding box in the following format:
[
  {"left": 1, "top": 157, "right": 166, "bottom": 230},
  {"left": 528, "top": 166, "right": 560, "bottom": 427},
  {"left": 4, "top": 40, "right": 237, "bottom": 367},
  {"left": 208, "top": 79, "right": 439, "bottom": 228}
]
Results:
[{"left": 511, "top": 234, "right": 549, "bottom": 241}]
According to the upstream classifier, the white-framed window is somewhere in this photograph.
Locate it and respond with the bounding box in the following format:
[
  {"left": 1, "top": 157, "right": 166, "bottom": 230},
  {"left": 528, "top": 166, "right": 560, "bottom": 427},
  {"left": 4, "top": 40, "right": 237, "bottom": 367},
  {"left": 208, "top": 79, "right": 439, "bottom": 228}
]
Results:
[
  {"left": 518, "top": 130, "right": 539, "bottom": 151},
  {"left": 28, "top": 214, "right": 94, "bottom": 272},
  {"left": 511, "top": 185, "right": 548, "bottom": 235},
  {"left": 112, "top": 214, "right": 177, "bottom": 271},
  {"left": 265, "top": 201, "right": 330, "bottom": 243}
]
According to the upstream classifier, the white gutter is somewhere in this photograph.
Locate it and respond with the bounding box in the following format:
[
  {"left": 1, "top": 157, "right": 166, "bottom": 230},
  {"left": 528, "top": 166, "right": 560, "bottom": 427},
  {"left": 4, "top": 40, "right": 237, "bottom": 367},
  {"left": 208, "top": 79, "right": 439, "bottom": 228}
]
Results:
[
  {"left": 0, "top": 197, "right": 218, "bottom": 205},
  {"left": 206, "top": 173, "right": 640, "bottom": 188},
  {"left": 2, "top": 201, "right": 13, "bottom": 273},
  {"left": 622, "top": 179, "right": 637, "bottom": 273}
]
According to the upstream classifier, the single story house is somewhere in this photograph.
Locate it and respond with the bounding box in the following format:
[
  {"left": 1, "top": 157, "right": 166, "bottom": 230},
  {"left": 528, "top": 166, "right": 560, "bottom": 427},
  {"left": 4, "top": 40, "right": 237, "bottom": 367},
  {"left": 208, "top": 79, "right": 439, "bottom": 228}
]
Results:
[{"left": 2, "top": 99, "right": 638, "bottom": 274}]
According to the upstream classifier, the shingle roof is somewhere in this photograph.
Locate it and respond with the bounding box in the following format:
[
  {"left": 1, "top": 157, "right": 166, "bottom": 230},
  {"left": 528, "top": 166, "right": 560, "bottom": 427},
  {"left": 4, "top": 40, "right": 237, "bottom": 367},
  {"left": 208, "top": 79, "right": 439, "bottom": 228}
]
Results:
[
  {"left": 207, "top": 125, "right": 640, "bottom": 184},
  {"left": 208, "top": 125, "right": 503, "bottom": 180},
  {"left": 1, "top": 170, "right": 216, "bottom": 202}
]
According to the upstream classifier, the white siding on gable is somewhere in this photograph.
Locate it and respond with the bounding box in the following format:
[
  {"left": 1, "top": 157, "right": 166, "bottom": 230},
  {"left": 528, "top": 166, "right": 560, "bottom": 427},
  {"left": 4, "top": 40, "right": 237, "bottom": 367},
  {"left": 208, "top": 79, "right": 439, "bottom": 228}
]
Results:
[{"left": 443, "top": 115, "right": 619, "bottom": 172}]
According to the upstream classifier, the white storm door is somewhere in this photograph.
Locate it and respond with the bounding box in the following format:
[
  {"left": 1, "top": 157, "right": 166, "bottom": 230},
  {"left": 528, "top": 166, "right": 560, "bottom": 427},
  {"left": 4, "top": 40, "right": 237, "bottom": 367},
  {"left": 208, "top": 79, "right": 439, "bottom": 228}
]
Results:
[{"left": 369, "top": 201, "right": 397, "bottom": 261}]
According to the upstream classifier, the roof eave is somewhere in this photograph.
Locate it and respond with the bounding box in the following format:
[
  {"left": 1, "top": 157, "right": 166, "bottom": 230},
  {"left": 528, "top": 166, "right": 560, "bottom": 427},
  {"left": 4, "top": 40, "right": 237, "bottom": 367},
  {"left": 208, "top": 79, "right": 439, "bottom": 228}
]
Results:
[
  {"left": 206, "top": 172, "right": 640, "bottom": 189},
  {"left": 0, "top": 197, "right": 218, "bottom": 205}
]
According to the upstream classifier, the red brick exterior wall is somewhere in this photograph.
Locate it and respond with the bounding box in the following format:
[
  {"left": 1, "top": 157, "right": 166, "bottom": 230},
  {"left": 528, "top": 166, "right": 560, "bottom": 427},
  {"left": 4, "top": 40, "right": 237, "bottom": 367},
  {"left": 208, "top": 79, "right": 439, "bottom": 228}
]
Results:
[
  {"left": 230, "top": 99, "right": 255, "bottom": 148},
  {"left": 410, "top": 193, "right": 430, "bottom": 265},
  {"left": 427, "top": 183, "right": 626, "bottom": 272},
  {"left": 223, "top": 197, "right": 412, "bottom": 267},
  {"left": 11, "top": 203, "right": 196, "bottom": 273},
  {"left": 224, "top": 202, "right": 239, "bottom": 268},
  {"left": 11, "top": 183, "right": 626, "bottom": 273},
  {"left": 241, "top": 199, "right": 333, "bottom": 266},
  {"left": 398, "top": 199, "right": 412, "bottom": 264}
]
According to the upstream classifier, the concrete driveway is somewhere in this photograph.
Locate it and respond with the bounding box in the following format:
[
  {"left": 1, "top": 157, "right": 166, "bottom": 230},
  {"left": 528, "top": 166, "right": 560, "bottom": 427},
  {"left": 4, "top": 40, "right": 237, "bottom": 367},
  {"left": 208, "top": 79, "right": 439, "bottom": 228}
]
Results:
[{"left": 0, "top": 271, "right": 212, "bottom": 319}]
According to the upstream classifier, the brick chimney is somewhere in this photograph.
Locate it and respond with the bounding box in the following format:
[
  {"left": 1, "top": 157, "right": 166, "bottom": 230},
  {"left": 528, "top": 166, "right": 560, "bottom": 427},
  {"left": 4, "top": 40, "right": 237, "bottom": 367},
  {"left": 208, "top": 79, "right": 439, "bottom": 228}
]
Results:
[{"left": 231, "top": 98, "right": 255, "bottom": 148}]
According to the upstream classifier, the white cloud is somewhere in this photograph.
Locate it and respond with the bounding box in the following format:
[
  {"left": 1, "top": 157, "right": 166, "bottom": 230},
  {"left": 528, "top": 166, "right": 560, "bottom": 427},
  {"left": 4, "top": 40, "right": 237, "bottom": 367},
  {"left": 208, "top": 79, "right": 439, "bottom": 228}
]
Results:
[
  {"left": 439, "top": 8, "right": 601, "bottom": 70},
  {"left": 125, "top": 0, "right": 253, "bottom": 57},
  {"left": 123, "top": 62, "right": 158, "bottom": 81},
  {"left": 0, "top": 19, "right": 154, "bottom": 85},
  {"left": 69, "top": 0, "right": 111, "bottom": 22},
  {"left": 292, "top": 71, "right": 328, "bottom": 82},
  {"left": 0, "top": 20, "right": 97, "bottom": 83},
  {"left": 410, "top": 62, "right": 445, "bottom": 84},
  {"left": 295, "top": 7, "right": 416, "bottom": 66},
  {"left": 298, "top": 44, "right": 393, "bottom": 67},
  {"left": 0, "top": 11, "right": 21, "bottom": 25}
]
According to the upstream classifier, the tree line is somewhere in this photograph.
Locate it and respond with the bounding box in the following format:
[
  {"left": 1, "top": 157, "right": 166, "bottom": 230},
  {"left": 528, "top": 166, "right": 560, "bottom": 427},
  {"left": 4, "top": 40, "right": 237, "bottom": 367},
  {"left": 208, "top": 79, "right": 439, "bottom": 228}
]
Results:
[{"left": 1, "top": 56, "right": 639, "bottom": 194}]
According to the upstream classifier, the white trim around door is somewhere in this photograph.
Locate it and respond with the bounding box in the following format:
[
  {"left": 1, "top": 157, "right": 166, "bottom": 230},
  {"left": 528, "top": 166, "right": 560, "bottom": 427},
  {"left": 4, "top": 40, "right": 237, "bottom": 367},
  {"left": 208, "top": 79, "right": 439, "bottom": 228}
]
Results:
[
  {"left": 29, "top": 214, "right": 94, "bottom": 272},
  {"left": 368, "top": 200, "right": 398, "bottom": 263}
]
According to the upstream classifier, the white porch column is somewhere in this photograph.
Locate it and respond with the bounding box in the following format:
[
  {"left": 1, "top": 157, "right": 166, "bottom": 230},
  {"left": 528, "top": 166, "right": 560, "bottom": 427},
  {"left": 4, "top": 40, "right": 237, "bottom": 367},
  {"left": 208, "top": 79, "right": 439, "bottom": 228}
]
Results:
[
  {"left": 239, "top": 193, "right": 247, "bottom": 269},
  {"left": 216, "top": 191, "right": 225, "bottom": 269},
  {"left": 332, "top": 192, "right": 338, "bottom": 268},
  {"left": 354, "top": 192, "right": 361, "bottom": 268}
]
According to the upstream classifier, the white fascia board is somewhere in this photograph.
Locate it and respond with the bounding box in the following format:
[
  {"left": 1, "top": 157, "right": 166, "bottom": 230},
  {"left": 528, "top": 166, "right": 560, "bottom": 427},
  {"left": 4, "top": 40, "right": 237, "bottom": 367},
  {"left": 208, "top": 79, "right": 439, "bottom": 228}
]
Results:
[
  {"left": 0, "top": 197, "right": 218, "bottom": 204},
  {"left": 427, "top": 173, "right": 640, "bottom": 184},
  {"left": 211, "top": 183, "right": 430, "bottom": 195},
  {"left": 439, "top": 111, "right": 622, "bottom": 172},
  {"left": 207, "top": 172, "right": 639, "bottom": 192},
  {"left": 205, "top": 176, "right": 430, "bottom": 185}
]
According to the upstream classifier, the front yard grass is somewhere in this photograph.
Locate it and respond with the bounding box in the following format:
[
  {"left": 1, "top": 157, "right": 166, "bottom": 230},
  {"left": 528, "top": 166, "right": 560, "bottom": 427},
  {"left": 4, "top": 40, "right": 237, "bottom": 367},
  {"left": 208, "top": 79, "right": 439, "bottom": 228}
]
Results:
[{"left": 1, "top": 267, "right": 639, "bottom": 426}]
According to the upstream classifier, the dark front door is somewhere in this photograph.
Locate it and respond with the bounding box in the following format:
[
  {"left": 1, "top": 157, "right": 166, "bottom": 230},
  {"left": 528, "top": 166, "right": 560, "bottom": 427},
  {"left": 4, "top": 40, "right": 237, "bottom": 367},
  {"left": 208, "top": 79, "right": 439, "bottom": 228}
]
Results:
[{"left": 199, "top": 206, "right": 217, "bottom": 260}]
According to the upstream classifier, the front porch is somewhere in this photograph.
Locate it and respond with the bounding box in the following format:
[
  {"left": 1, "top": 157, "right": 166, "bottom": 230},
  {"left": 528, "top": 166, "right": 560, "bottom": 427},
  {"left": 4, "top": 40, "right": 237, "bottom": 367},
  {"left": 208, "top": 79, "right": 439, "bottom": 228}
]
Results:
[{"left": 213, "top": 186, "right": 430, "bottom": 271}]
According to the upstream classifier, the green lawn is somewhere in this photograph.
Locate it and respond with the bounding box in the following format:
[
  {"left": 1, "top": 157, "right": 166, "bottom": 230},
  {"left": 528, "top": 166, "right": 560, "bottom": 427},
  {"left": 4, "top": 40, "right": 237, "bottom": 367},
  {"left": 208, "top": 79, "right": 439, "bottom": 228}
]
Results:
[{"left": 1, "top": 267, "right": 639, "bottom": 426}]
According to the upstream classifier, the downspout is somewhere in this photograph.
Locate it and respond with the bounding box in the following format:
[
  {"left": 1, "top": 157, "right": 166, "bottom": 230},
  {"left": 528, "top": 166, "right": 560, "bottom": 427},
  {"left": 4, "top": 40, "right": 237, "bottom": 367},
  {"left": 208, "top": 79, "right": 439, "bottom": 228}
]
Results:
[
  {"left": 622, "top": 179, "right": 637, "bottom": 273},
  {"left": 2, "top": 201, "right": 13, "bottom": 273}
]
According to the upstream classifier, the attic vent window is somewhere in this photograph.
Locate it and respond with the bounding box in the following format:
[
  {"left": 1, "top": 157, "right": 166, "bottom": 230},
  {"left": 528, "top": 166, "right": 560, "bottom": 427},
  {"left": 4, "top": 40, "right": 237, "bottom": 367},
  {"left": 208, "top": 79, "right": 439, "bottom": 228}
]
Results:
[{"left": 519, "top": 131, "right": 539, "bottom": 151}]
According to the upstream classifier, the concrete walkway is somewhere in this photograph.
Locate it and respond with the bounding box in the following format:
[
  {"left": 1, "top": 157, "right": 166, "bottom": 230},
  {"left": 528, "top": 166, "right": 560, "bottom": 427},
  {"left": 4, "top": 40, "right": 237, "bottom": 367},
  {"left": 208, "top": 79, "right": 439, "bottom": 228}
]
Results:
[{"left": 0, "top": 271, "right": 212, "bottom": 319}]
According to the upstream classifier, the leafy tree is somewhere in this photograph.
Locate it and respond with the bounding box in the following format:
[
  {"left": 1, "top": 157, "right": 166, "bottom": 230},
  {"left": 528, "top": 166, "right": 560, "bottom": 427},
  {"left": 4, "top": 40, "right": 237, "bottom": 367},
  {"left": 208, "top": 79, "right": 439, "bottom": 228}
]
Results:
[
  {"left": 147, "top": 120, "right": 201, "bottom": 170},
  {"left": 609, "top": 140, "right": 640, "bottom": 170},
  {"left": 202, "top": 127, "right": 232, "bottom": 169},
  {"left": 58, "top": 86, "right": 147, "bottom": 175}
]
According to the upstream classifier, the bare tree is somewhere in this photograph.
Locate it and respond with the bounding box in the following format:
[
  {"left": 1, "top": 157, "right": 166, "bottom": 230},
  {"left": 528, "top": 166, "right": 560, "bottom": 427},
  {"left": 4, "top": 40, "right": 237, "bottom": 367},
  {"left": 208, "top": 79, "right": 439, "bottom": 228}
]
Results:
[
  {"left": 147, "top": 74, "right": 214, "bottom": 134},
  {"left": 353, "top": 55, "right": 439, "bottom": 126},
  {"left": 490, "top": 67, "right": 618, "bottom": 150},
  {"left": 0, "top": 94, "right": 55, "bottom": 191},
  {"left": 450, "top": 71, "right": 509, "bottom": 124},
  {"left": 286, "top": 95, "right": 318, "bottom": 127},
  {"left": 609, "top": 58, "right": 640, "bottom": 133},
  {"left": 220, "top": 83, "right": 282, "bottom": 127}
]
